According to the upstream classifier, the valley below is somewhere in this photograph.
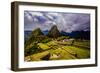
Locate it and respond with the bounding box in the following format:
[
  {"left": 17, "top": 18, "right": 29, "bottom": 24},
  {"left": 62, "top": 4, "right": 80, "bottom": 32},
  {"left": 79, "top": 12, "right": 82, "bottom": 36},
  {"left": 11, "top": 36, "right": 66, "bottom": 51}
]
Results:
[
  {"left": 25, "top": 39, "right": 90, "bottom": 62},
  {"left": 24, "top": 25, "right": 90, "bottom": 62}
]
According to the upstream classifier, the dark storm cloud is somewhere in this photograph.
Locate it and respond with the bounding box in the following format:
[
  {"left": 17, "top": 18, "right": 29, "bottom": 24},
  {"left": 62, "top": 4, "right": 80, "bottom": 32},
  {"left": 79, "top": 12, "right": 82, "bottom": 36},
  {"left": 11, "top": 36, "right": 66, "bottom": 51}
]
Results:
[{"left": 24, "top": 11, "right": 90, "bottom": 33}]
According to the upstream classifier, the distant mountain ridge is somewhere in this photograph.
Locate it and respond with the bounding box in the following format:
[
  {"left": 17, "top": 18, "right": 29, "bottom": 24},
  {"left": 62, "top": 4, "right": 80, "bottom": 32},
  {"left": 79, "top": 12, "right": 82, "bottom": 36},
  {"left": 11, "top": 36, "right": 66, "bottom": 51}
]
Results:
[
  {"left": 24, "top": 31, "right": 32, "bottom": 41},
  {"left": 61, "top": 31, "right": 90, "bottom": 40},
  {"left": 42, "top": 30, "right": 48, "bottom": 35},
  {"left": 25, "top": 25, "right": 90, "bottom": 40}
]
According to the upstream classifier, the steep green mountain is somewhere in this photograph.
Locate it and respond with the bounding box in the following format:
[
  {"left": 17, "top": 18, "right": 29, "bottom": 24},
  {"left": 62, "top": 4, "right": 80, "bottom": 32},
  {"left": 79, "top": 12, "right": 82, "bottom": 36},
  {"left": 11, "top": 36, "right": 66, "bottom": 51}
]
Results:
[
  {"left": 25, "top": 28, "right": 45, "bottom": 56},
  {"left": 25, "top": 28, "right": 44, "bottom": 47},
  {"left": 31, "top": 28, "right": 43, "bottom": 36},
  {"left": 47, "top": 25, "right": 61, "bottom": 38}
]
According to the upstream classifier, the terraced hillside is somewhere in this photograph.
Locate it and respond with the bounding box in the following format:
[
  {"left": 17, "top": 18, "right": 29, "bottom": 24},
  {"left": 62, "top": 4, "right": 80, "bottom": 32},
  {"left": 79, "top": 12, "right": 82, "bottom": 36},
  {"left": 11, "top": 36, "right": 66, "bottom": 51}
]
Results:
[
  {"left": 25, "top": 40, "right": 90, "bottom": 61},
  {"left": 24, "top": 25, "right": 90, "bottom": 62}
]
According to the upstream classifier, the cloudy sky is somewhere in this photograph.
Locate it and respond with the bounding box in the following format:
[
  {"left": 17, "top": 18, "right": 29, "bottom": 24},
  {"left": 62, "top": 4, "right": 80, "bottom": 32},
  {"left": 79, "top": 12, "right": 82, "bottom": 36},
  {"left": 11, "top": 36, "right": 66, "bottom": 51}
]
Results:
[{"left": 24, "top": 11, "right": 90, "bottom": 33}]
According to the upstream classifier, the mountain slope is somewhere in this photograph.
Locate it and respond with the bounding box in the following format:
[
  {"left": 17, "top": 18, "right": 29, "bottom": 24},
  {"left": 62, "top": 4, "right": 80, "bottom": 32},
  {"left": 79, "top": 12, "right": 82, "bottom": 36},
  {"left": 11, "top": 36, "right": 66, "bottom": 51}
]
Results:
[
  {"left": 61, "top": 31, "right": 90, "bottom": 40},
  {"left": 31, "top": 28, "right": 43, "bottom": 36},
  {"left": 25, "top": 28, "right": 44, "bottom": 46},
  {"left": 47, "top": 25, "right": 61, "bottom": 38}
]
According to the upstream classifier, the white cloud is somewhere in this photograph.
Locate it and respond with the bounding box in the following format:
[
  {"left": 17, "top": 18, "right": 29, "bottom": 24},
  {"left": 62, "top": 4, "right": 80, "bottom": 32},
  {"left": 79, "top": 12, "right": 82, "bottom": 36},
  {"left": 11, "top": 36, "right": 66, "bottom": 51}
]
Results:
[
  {"left": 24, "top": 12, "right": 33, "bottom": 22},
  {"left": 24, "top": 11, "right": 90, "bottom": 33},
  {"left": 29, "top": 11, "right": 43, "bottom": 16}
]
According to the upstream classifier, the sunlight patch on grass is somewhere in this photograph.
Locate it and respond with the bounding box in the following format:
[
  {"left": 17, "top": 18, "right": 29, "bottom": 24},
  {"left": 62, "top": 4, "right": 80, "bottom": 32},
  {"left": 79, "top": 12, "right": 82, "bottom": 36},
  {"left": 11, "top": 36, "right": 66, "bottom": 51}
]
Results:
[{"left": 38, "top": 43, "right": 50, "bottom": 50}]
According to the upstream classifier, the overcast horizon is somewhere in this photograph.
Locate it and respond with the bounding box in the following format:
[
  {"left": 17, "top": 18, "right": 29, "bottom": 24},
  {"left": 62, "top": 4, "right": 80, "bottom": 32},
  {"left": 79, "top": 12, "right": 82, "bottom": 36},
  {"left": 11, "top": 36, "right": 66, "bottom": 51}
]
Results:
[{"left": 24, "top": 11, "right": 90, "bottom": 33}]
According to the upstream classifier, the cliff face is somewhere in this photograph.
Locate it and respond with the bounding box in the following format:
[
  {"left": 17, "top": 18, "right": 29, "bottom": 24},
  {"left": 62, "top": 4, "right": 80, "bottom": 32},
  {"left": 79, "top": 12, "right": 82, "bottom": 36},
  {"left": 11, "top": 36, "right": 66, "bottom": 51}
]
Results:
[{"left": 47, "top": 25, "right": 61, "bottom": 38}]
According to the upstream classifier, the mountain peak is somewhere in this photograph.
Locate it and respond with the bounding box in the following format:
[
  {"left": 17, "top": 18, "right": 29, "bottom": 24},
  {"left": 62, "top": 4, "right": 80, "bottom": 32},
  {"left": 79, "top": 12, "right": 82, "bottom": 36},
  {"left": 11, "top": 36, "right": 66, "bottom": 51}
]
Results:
[
  {"left": 32, "top": 28, "right": 43, "bottom": 36},
  {"left": 47, "top": 25, "right": 61, "bottom": 38}
]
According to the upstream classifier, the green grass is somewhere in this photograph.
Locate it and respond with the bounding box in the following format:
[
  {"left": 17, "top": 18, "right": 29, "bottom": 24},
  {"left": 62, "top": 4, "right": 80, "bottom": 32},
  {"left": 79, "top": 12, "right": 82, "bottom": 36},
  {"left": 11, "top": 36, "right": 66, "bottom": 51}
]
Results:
[
  {"left": 25, "top": 39, "right": 90, "bottom": 61},
  {"left": 25, "top": 51, "right": 49, "bottom": 61},
  {"left": 48, "top": 48, "right": 77, "bottom": 60},
  {"left": 46, "top": 41, "right": 58, "bottom": 46},
  {"left": 73, "top": 40, "right": 90, "bottom": 49},
  {"left": 63, "top": 46, "right": 90, "bottom": 59},
  {"left": 37, "top": 43, "right": 50, "bottom": 50}
]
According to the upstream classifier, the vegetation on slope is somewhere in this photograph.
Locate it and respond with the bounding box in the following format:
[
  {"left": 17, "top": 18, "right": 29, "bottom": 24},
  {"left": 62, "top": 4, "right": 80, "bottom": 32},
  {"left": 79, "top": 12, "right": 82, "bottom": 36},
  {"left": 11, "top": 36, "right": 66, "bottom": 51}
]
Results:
[{"left": 24, "top": 25, "right": 90, "bottom": 61}]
